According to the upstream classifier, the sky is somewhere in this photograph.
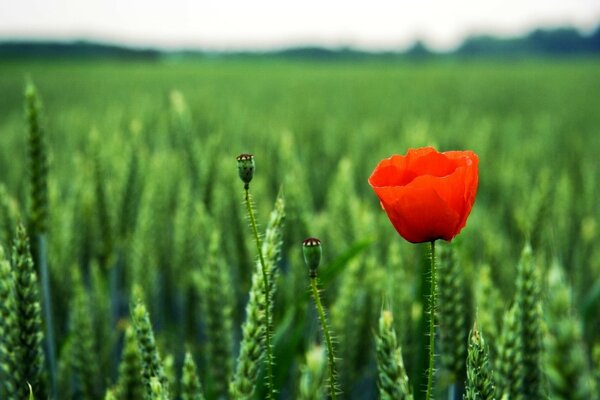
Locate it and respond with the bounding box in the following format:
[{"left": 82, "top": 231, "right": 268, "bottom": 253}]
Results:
[{"left": 1, "top": 0, "right": 599, "bottom": 51}]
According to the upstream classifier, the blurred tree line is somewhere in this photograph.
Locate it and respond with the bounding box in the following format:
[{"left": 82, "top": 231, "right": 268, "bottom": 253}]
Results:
[{"left": 1, "top": 25, "right": 599, "bottom": 61}]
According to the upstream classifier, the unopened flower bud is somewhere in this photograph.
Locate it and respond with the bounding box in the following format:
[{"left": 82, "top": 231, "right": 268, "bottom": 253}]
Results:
[
  {"left": 302, "top": 238, "right": 322, "bottom": 277},
  {"left": 236, "top": 153, "right": 255, "bottom": 188}
]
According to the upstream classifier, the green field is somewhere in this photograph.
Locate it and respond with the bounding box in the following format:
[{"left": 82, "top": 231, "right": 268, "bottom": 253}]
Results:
[{"left": 0, "top": 59, "right": 599, "bottom": 399}]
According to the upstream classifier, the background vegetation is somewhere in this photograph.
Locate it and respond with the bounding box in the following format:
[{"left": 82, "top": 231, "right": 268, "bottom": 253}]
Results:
[{"left": 0, "top": 57, "right": 599, "bottom": 399}]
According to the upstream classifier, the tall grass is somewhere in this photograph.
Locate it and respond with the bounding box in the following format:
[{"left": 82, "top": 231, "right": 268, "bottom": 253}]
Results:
[{"left": 0, "top": 59, "right": 598, "bottom": 399}]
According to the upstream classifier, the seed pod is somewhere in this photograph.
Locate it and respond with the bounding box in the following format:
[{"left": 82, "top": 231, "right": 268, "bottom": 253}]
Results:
[
  {"left": 302, "top": 238, "right": 322, "bottom": 277},
  {"left": 236, "top": 154, "right": 255, "bottom": 187}
]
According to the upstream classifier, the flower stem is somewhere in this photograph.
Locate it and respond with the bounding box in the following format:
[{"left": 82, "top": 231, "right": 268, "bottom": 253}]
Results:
[
  {"left": 244, "top": 187, "right": 275, "bottom": 400},
  {"left": 425, "top": 240, "right": 437, "bottom": 400},
  {"left": 310, "top": 276, "right": 337, "bottom": 400}
]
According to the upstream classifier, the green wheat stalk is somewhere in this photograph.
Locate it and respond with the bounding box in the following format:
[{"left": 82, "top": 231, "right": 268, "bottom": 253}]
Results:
[
  {"left": 162, "top": 354, "right": 176, "bottom": 398},
  {"left": 105, "top": 389, "right": 117, "bottom": 400},
  {"left": 115, "top": 325, "right": 145, "bottom": 400},
  {"left": 514, "top": 244, "right": 543, "bottom": 399},
  {"left": 230, "top": 193, "right": 285, "bottom": 399},
  {"left": 197, "top": 230, "right": 234, "bottom": 399},
  {"left": 90, "top": 262, "right": 116, "bottom": 383},
  {"left": 0, "top": 245, "right": 20, "bottom": 399},
  {"left": 330, "top": 258, "right": 369, "bottom": 392},
  {"left": 25, "top": 81, "right": 57, "bottom": 398},
  {"left": 68, "top": 266, "right": 101, "bottom": 400},
  {"left": 92, "top": 153, "right": 115, "bottom": 270},
  {"left": 545, "top": 263, "right": 597, "bottom": 400},
  {"left": 297, "top": 345, "right": 327, "bottom": 400},
  {"left": 149, "top": 377, "right": 170, "bottom": 400},
  {"left": 180, "top": 351, "right": 205, "bottom": 400},
  {"left": 463, "top": 323, "right": 495, "bottom": 400},
  {"left": 438, "top": 244, "right": 469, "bottom": 391},
  {"left": 131, "top": 298, "right": 169, "bottom": 399},
  {"left": 0, "top": 185, "right": 20, "bottom": 247},
  {"left": 243, "top": 183, "right": 276, "bottom": 399},
  {"left": 375, "top": 309, "right": 413, "bottom": 400},
  {"left": 495, "top": 305, "right": 522, "bottom": 400},
  {"left": 11, "top": 224, "right": 48, "bottom": 399}
]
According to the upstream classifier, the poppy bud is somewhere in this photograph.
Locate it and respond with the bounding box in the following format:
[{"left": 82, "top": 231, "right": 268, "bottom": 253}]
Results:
[
  {"left": 302, "top": 237, "right": 322, "bottom": 277},
  {"left": 236, "top": 153, "right": 255, "bottom": 188}
]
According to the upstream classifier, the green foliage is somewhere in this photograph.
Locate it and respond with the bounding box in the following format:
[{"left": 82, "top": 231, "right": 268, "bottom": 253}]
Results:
[
  {"left": 68, "top": 266, "right": 101, "bottom": 399},
  {"left": 438, "top": 244, "right": 470, "bottom": 384},
  {"left": 375, "top": 310, "right": 413, "bottom": 400},
  {"left": 91, "top": 148, "right": 115, "bottom": 270},
  {"left": 131, "top": 300, "right": 169, "bottom": 399},
  {"left": 0, "top": 60, "right": 599, "bottom": 400},
  {"left": 514, "top": 245, "right": 543, "bottom": 399},
  {"left": 309, "top": 274, "right": 338, "bottom": 399},
  {"left": 25, "top": 82, "right": 48, "bottom": 236},
  {"left": 472, "top": 265, "right": 503, "bottom": 352},
  {"left": 0, "top": 246, "right": 19, "bottom": 399},
  {"left": 180, "top": 351, "right": 205, "bottom": 400},
  {"left": 115, "top": 326, "right": 144, "bottom": 400},
  {"left": 230, "top": 194, "right": 285, "bottom": 400},
  {"left": 297, "top": 345, "right": 327, "bottom": 400},
  {"left": 463, "top": 324, "right": 495, "bottom": 400},
  {"left": 0, "top": 185, "right": 20, "bottom": 247},
  {"left": 197, "top": 231, "right": 234, "bottom": 399},
  {"left": 495, "top": 305, "right": 521, "bottom": 400},
  {"left": 544, "top": 263, "right": 597, "bottom": 400},
  {"left": 149, "top": 377, "right": 169, "bottom": 400},
  {"left": 11, "top": 225, "right": 47, "bottom": 399},
  {"left": 331, "top": 259, "right": 369, "bottom": 392}
]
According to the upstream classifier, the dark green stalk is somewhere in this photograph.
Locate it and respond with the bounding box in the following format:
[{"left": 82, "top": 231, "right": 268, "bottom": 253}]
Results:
[
  {"left": 463, "top": 324, "right": 495, "bottom": 400},
  {"left": 69, "top": 266, "right": 101, "bottom": 400},
  {"left": 244, "top": 187, "right": 275, "bottom": 399},
  {"left": 163, "top": 354, "right": 176, "bottom": 397},
  {"left": 93, "top": 155, "right": 114, "bottom": 270},
  {"left": 149, "top": 377, "right": 169, "bottom": 400},
  {"left": 545, "top": 264, "right": 597, "bottom": 400},
  {"left": 515, "top": 245, "right": 543, "bottom": 399},
  {"left": 425, "top": 240, "right": 437, "bottom": 400},
  {"left": 297, "top": 345, "right": 327, "bottom": 400},
  {"left": 375, "top": 309, "right": 413, "bottom": 400},
  {"left": 310, "top": 276, "right": 337, "bottom": 400},
  {"left": 181, "top": 351, "right": 205, "bottom": 400},
  {"left": 330, "top": 258, "right": 369, "bottom": 392},
  {"left": 105, "top": 389, "right": 117, "bottom": 400},
  {"left": 197, "top": 231, "right": 233, "bottom": 399},
  {"left": 230, "top": 194, "right": 284, "bottom": 400},
  {"left": 438, "top": 245, "right": 468, "bottom": 386},
  {"left": 12, "top": 224, "right": 47, "bottom": 399},
  {"left": 0, "top": 246, "right": 19, "bottom": 399},
  {"left": 115, "top": 325, "right": 144, "bottom": 400},
  {"left": 25, "top": 82, "right": 56, "bottom": 398},
  {"left": 0, "top": 185, "right": 19, "bottom": 247},
  {"left": 495, "top": 305, "right": 522, "bottom": 400},
  {"left": 131, "top": 300, "right": 169, "bottom": 398}
]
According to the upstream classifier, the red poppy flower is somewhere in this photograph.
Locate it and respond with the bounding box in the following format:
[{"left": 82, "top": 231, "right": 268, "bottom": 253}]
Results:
[{"left": 368, "top": 147, "right": 478, "bottom": 243}]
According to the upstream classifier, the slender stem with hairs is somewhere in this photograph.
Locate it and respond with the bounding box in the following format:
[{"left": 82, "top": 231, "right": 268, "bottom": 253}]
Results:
[
  {"left": 425, "top": 240, "right": 437, "bottom": 400},
  {"left": 244, "top": 187, "right": 275, "bottom": 400},
  {"left": 310, "top": 276, "right": 337, "bottom": 400}
]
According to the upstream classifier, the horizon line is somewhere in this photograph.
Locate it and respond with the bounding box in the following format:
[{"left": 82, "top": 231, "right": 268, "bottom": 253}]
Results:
[{"left": 1, "top": 22, "right": 599, "bottom": 53}]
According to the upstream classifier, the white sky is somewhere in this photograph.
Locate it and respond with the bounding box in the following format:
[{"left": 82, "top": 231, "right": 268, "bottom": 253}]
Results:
[{"left": 1, "top": 0, "right": 599, "bottom": 51}]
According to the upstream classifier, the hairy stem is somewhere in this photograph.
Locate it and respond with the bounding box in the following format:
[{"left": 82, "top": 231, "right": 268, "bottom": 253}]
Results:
[
  {"left": 310, "top": 276, "right": 337, "bottom": 400},
  {"left": 244, "top": 187, "right": 275, "bottom": 399},
  {"left": 425, "top": 240, "right": 436, "bottom": 400}
]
